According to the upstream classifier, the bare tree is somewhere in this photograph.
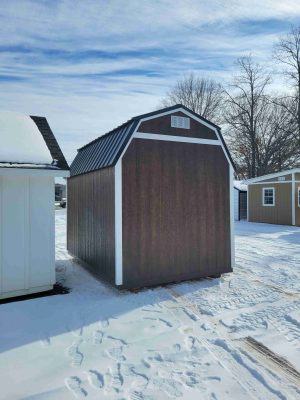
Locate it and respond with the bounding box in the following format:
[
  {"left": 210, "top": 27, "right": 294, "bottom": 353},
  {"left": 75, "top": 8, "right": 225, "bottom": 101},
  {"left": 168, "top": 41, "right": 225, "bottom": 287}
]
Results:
[
  {"left": 160, "top": 73, "right": 223, "bottom": 123},
  {"left": 224, "top": 56, "right": 299, "bottom": 178},
  {"left": 274, "top": 26, "right": 300, "bottom": 142}
]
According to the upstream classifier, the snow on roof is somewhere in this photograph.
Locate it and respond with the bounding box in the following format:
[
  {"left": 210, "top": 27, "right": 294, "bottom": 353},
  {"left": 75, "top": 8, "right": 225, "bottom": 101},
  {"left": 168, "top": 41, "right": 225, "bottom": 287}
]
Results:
[
  {"left": 234, "top": 180, "right": 248, "bottom": 191},
  {"left": 0, "top": 111, "right": 53, "bottom": 165}
]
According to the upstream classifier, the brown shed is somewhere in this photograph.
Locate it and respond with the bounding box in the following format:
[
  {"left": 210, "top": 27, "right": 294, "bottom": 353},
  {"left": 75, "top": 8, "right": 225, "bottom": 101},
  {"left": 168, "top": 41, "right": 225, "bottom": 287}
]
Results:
[
  {"left": 247, "top": 169, "right": 300, "bottom": 226},
  {"left": 67, "top": 105, "right": 235, "bottom": 288}
]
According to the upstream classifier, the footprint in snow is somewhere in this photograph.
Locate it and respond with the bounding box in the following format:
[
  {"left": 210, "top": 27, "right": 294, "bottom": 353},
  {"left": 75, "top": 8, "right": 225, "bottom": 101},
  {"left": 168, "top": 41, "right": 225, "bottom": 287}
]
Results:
[
  {"left": 147, "top": 353, "right": 164, "bottom": 363},
  {"left": 173, "top": 343, "right": 181, "bottom": 352},
  {"left": 65, "top": 376, "right": 87, "bottom": 398},
  {"left": 143, "top": 317, "right": 173, "bottom": 328},
  {"left": 130, "top": 390, "right": 155, "bottom": 400},
  {"left": 107, "top": 335, "right": 128, "bottom": 345},
  {"left": 122, "top": 364, "right": 149, "bottom": 388},
  {"left": 85, "top": 370, "right": 104, "bottom": 389},
  {"left": 67, "top": 341, "right": 84, "bottom": 367},
  {"left": 105, "top": 364, "right": 123, "bottom": 394},
  {"left": 101, "top": 318, "right": 110, "bottom": 328},
  {"left": 107, "top": 346, "right": 126, "bottom": 362},
  {"left": 93, "top": 330, "right": 104, "bottom": 345},
  {"left": 184, "top": 336, "right": 197, "bottom": 351},
  {"left": 151, "top": 377, "right": 182, "bottom": 398}
]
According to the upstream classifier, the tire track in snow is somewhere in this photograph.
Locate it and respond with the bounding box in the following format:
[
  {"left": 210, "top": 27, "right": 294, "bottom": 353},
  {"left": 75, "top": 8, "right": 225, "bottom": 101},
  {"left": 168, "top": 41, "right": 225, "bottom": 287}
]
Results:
[{"left": 165, "top": 286, "right": 299, "bottom": 400}]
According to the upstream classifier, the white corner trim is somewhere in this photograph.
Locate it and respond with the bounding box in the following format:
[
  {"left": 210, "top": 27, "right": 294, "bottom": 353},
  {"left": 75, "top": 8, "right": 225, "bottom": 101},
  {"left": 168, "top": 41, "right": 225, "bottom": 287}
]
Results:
[
  {"left": 133, "top": 132, "right": 221, "bottom": 146},
  {"left": 115, "top": 159, "right": 123, "bottom": 286},
  {"left": 0, "top": 176, "right": 2, "bottom": 293},
  {"left": 262, "top": 187, "right": 275, "bottom": 206},
  {"left": 24, "top": 176, "right": 30, "bottom": 290},
  {"left": 292, "top": 173, "right": 295, "bottom": 225},
  {"left": 230, "top": 165, "right": 235, "bottom": 269}
]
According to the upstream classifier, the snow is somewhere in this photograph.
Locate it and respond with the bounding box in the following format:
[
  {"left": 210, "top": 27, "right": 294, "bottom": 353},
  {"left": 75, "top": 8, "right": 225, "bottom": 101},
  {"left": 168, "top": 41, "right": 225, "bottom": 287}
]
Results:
[
  {"left": 0, "top": 111, "right": 53, "bottom": 165},
  {"left": 0, "top": 211, "right": 300, "bottom": 399},
  {"left": 234, "top": 180, "right": 248, "bottom": 191},
  {"left": 0, "top": 163, "right": 58, "bottom": 169}
]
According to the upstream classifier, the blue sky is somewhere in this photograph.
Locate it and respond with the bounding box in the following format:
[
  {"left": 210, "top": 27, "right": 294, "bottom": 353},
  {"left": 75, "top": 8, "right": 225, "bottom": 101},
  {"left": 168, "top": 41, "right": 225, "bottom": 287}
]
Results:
[{"left": 0, "top": 1, "right": 300, "bottom": 165}]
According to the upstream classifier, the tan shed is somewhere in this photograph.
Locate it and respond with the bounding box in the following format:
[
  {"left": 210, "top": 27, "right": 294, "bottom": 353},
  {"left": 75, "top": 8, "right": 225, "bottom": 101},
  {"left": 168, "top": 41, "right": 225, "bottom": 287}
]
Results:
[{"left": 247, "top": 169, "right": 300, "bottom": 226}]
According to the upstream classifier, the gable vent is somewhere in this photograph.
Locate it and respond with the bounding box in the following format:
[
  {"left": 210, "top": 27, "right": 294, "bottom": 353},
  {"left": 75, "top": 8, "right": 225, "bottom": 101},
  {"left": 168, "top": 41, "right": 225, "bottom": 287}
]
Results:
[{"left": 171, "top": 115, "right": 190, "bottom": 129}]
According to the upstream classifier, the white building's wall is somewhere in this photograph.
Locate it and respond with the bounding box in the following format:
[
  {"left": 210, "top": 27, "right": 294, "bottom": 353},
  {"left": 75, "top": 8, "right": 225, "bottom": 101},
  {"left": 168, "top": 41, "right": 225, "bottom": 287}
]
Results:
[
  {"left": 0, "top": 175, "right": 55, "bottom": 299},
  {"left": 234, "top": 188, "right": 239, "bottom": 221}
]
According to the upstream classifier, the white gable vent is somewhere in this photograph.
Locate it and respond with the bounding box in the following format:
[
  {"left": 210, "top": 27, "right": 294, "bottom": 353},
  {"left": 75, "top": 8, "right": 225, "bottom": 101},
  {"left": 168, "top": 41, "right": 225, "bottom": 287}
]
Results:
[{"left": 171, "top": 115, "right": 190, "bottom": 129}]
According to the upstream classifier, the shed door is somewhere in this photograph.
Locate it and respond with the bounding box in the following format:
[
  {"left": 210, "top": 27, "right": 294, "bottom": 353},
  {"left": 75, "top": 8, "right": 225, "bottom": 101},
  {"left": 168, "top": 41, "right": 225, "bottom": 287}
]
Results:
[
  {"left": 239, "top": 192, "right": 247, "bottom": 220},
  {"left": 0, "top": 175, "right": 54, "bottom": 296},
  {"left": 0, "top": 176, "right": 28, "bottom": 293}
]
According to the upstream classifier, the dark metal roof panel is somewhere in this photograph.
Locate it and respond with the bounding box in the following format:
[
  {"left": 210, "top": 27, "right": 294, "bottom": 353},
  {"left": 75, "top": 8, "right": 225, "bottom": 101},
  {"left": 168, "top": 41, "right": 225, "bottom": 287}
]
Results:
[
  {"left": 70, "top": 121, "right": 135, "bottom": 177},
  {"left": 30, "top": 116, "right": 69, "bottom": 170}
]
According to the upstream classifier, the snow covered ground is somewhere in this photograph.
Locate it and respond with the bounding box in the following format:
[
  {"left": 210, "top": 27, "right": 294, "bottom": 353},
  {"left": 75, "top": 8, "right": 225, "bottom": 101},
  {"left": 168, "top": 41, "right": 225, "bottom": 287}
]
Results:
[{"left": 0, "top": 210, "right": 300, "bottom": 400}]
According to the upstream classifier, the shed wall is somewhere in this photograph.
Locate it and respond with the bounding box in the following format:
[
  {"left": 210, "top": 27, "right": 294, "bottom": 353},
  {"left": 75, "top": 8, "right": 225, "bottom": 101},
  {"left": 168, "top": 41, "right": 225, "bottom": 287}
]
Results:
[
  {"left": 295, "top": 182, "right": 300, "bottom": 226},
  {"left": 67, "top": 168, "right": 115, "bottom": 283},
  {"left": 121, "top": 138, "right": 231, "bottom": 288},
  {"left": 0, "top": 175, "right": 54, "bottom": 299},
  {"left": 248, "top": 183, "right": 292, "bottom": 225}
]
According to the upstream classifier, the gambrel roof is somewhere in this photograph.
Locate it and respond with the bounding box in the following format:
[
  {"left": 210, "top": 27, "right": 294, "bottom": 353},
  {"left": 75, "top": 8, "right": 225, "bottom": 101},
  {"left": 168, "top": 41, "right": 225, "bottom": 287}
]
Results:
[{"left": 70, "top": 104, "right": 235, "bottom": 177}]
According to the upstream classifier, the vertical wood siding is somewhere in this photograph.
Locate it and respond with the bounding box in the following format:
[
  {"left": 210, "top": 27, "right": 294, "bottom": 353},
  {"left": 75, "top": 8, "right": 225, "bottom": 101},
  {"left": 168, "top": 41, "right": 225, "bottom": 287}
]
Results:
[
  {"left": 67, "top": 168, "right": 115, "bottom": 283},
  {"left": 248, "top": 183, "right": 292, "bottom": 225},
  {"left": 122, "top": 138, "right": 231, "bottom": 288}
]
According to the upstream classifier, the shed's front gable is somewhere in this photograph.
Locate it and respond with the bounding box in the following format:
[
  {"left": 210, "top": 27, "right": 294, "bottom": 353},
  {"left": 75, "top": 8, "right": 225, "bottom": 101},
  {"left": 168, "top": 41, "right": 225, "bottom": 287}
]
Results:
[
  {"left": 70, "top": 104, "right": 234, "bottom": 178},
  {"left": 110, "top": 106, "right": 234, "bottom": 286}
]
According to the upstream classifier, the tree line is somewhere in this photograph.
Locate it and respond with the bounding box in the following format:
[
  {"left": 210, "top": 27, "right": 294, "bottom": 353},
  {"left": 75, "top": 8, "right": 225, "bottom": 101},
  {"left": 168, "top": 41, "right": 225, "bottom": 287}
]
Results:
[{"left": 160, "top": 26, "right": 300, "bottom": 179}]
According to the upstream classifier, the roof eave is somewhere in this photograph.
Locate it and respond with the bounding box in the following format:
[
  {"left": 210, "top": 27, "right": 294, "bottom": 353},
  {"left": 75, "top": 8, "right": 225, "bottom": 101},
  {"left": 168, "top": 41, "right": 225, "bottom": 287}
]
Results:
[{"left": 247, "top": 168, "right": 300, "bottom": 184}]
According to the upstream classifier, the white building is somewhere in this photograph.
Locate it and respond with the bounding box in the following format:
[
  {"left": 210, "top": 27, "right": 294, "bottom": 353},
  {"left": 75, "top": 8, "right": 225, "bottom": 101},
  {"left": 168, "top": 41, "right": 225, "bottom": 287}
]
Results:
[{"left": 0, "top": 112, "right": 69, "bottom": 300}]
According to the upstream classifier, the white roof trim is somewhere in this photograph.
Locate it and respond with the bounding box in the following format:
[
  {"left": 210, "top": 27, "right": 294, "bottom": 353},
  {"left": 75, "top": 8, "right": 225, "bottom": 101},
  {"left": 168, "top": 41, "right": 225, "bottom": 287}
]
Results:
[
  {"left": 0, "top": 168, "right": 70, "bottom": 177},
  {"left": 135, "top": 107, "right": 234, "bottom": 169},
  {"left": 137, "top": 107, "right": 218, "bottom": 132},
  {"left": 247, "top": 169, "right": 300, "bottom": 184}
]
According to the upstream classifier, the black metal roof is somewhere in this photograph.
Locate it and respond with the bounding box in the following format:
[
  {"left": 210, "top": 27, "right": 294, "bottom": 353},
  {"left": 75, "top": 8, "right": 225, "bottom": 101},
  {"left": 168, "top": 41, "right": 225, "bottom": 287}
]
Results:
[
  {"left": 70, "top": 104, "right": 235, "bottom": 177},
  {"left": 30, "top": 116, "right": 69, "bottom": 170}
]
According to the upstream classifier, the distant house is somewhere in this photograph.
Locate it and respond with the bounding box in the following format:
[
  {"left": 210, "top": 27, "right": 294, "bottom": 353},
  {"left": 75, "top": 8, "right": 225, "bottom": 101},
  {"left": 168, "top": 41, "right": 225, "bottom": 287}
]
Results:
[
  {"left": 0, "top": 111, "right": 69, "bottom": 300},
  {"left": 234, "top": 180, "right": 247, "bottom": 221},
  {"left": 247, "top": 169, "right": 300, "bottom": 226},
  {"left": 68, "top": 104, "right": 235, "bottom": 289}
]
